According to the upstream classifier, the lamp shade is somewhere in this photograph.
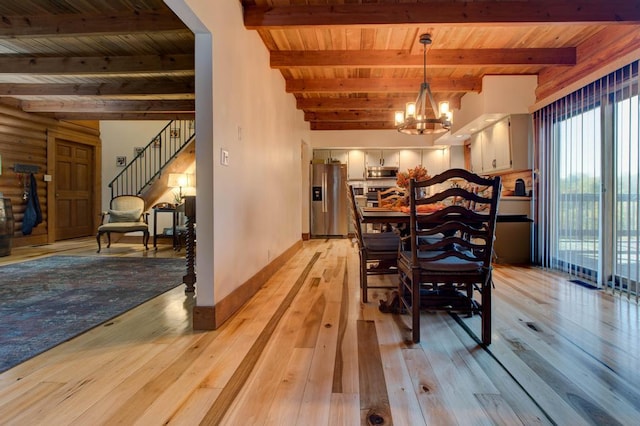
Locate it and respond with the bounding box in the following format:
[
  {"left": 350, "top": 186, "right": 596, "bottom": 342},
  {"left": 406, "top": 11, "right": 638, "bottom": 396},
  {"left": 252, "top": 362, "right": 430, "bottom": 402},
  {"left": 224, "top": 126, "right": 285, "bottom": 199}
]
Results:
[{"left": 167, "top": 173, "right": 188, "bottom": 188}]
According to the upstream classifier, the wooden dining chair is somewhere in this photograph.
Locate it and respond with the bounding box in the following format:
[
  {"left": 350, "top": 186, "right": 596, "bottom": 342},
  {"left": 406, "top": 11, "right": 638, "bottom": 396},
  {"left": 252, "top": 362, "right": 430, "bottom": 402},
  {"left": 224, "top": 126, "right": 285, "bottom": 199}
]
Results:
[
  {"left": 397, "top": 168, "right": 501, "bottom": 344},
  {"left": 348, "top": 185, "right": 400, "bottom": 303},
  {"left": 377, "top": 186, "right": 406, "bottom": 208},
  {"left": 372, "top": 186, "right": 406, "bottom": 232}
]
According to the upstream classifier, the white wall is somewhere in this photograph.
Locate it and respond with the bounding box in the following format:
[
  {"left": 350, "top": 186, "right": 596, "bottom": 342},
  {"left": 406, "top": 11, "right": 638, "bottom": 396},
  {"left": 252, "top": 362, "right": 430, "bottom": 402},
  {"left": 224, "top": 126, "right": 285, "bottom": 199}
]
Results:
[
  {"left": 166, "top": 0, "right": 310, "bottom": 306},
  {"left": 310, "top": 129, "right": 451, "bottom": 149},
  {"left": 99, "top": 120, "right": 180, "bottom": 234},
  {"left": 99, "top": 120, "right": 169, "bottom": 211},
  {"left": 451, "top": 75, "right": 538, "bottom": 135}
]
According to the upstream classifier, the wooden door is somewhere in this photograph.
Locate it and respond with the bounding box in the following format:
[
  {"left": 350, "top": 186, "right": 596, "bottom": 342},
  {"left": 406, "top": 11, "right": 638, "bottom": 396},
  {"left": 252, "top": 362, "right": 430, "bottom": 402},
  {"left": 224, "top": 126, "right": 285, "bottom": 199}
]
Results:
[{"left": 55, "top": 140, "right": 94, "bottom": 240}]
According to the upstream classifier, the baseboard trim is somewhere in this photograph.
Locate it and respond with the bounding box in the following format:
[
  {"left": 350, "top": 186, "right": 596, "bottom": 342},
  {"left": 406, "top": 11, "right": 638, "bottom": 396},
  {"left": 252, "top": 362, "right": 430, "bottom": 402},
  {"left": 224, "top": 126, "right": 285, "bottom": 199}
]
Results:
[
  {"left": 192, "top": 306, "right": 216, "bottom": 330},
  {"left": 192, "top": 239, "right": 303, "bottom": 330},
  {"left": 12, "top": 234, "right": 48, "bottom": 248}
]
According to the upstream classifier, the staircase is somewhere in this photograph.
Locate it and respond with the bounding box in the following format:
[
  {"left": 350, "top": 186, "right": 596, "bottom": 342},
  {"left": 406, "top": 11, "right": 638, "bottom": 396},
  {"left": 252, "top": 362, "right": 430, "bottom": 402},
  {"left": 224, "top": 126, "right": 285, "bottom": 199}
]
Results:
[{"left": 109, "top": 120, "right": 195, "bottom": 203}]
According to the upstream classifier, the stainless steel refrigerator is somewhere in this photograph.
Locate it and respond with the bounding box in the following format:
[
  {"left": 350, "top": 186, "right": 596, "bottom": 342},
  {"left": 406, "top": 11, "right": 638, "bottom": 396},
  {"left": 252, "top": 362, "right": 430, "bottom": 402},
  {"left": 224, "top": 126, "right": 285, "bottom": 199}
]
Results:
[{"left": 311, "top": 163, "right": 348, "bottom": 237}]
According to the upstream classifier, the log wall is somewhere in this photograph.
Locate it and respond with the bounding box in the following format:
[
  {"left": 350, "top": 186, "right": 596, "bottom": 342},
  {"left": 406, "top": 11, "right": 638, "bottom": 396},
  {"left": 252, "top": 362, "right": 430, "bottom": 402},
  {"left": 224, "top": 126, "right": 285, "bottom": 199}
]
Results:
[{"left": 0, "top": 102, "right": 100, "bottom": 248}]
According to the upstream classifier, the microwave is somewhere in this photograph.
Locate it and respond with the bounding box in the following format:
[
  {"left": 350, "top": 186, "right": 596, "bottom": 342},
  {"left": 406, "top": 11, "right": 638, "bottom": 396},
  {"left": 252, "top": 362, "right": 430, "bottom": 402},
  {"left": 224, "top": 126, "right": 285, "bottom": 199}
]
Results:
[{"left": 366, "top": 166, "right": 398, "bottom": 179}]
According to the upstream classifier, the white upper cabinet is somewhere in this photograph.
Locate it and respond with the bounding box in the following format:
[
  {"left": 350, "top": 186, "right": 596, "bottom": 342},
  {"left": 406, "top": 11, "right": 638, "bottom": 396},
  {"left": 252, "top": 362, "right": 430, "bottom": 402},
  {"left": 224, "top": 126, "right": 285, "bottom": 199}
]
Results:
[
  {"left": 506, "top": 114, "right": 531, "bottom": 171},
  {"left": 469, "top": 132, "right": 483, "bottom": 173},
  {"left": 347, "top": 150, "right": 366, "bottom": 180},
  {"left": 329, "top": 149, "right": 349, "bottom": 164},
  {"left": 422, "top": 149, "right": 450, "bottom": 176},
  {"left": 382, "top": 149, "right": 400, "bottom": 167},
  {"left": 313, "top": 149, "right": 331, "bottom": 163},
  {"left": 470, "top": 114, "right": 531, "bottom": 174},
  {"left": 365, "top": 150, "right": 380, "bottom": 166},
  {"left": 365, "top": 149, "right": 399, "bottom": 167},
  {"left": 312, "top": 149, "right": 348, "bottom": 164},
  {"left": 399, "top": 149, "right": 422, "bottom": 171},
  {"left": 481, "top": 117, "right": 512, "bottom": 172}
]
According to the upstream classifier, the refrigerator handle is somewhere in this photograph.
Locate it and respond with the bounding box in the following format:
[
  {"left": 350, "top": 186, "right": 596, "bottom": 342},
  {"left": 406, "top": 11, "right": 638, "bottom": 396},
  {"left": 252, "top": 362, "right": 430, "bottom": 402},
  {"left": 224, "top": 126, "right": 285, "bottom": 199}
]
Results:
[{"left": 322, "top": 172, "right": 327, "bottom": 212}]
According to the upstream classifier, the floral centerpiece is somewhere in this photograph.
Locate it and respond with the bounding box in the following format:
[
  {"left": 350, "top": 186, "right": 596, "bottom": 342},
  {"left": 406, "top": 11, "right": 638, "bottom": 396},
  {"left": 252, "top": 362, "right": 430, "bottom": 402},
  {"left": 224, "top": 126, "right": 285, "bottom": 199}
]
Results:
[
  {"left": 379, "top": 165, "right": 431, "bottom": 210},
  {"left": 396, "top": 165, "right": 430, "bottom": 190}
]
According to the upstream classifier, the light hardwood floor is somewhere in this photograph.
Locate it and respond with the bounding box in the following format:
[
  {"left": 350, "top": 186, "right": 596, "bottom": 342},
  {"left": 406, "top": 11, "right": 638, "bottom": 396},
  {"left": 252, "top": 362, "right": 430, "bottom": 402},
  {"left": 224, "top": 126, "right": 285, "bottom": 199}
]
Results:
[{"left": 0, "top": 238, "right": 638, "bottom": 425}]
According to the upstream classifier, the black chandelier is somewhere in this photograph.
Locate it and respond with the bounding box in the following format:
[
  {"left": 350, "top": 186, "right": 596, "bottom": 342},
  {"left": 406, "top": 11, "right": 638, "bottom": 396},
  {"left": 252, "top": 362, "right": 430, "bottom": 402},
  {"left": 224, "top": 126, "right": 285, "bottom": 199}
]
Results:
[{"left": 394, "top": 34, "right": 452, "bottom": 135}]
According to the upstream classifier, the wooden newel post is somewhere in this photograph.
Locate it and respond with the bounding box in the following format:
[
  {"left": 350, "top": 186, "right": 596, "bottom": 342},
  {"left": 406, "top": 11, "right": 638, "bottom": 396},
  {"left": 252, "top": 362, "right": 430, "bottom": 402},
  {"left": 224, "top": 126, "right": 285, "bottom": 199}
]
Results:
[{"left": 182, "top": 195, "right": 196, "bottom": 293}]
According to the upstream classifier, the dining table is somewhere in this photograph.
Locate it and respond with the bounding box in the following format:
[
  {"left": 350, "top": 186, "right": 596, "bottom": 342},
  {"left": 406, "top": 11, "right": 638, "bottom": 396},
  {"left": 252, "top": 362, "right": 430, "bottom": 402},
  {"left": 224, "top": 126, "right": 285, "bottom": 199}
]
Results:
[{"left": 358, "top": 206, "right": 532, "bottom": 225}]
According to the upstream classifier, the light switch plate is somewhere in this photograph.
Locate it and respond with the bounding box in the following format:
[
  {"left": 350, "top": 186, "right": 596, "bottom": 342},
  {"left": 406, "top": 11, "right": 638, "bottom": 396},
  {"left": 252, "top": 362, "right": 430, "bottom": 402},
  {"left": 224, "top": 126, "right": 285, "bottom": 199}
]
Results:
[{"left": 221, "top": 149, "right": 229, "bottom": 166}]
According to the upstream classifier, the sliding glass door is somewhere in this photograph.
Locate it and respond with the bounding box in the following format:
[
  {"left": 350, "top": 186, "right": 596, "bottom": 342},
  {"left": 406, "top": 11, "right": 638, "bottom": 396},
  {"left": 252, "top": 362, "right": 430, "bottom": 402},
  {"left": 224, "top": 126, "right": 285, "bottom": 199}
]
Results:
[
  {"left": 537, "top": 60, "right": 639, "bottom": 299},
  {"left": 555, "top": 105, "right": 602, "bottom": 282},
  {"left": 613, "top": 87, "right": 640, "bottom": 298}
]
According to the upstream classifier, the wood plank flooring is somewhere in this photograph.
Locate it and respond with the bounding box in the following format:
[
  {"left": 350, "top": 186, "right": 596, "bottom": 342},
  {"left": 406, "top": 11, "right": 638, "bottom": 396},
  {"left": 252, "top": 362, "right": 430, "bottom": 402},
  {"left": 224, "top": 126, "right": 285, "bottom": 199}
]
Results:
[{"left": 0, "top": 238, "right": 638, "bottom": 425}]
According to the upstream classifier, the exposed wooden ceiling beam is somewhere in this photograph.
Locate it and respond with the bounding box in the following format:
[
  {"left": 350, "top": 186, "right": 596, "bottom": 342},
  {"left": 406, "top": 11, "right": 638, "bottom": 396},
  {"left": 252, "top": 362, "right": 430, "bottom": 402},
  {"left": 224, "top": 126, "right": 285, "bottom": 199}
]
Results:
[
  {"left": 305, "top": 111, "right": 404, "bottom": 122},
  {"left": 244, "top": 1, "right": 640, "bottom": 28},
  {"left": 296, "top": 95, "right": 461, "bottom": 110},
  {"left": 0, "top": 10, "right": 186, "bottom": 38},
  {"left": 19, "top": 99, "right": 195, "bottom": 113},
  {"left": 0, "top": 81, "right": 194, "bottom": 97},
  {"left": 286, "top": 77, "right": 481, "bottom": 93},
  {"left": 43, "top": 112, "right": 195, "bottom": 121},
  {"left": 297, "top": 96, "right": 415, "bottom": 110},
  {"left": 0, "top": 55, "right": 194, "bottom": 74},
  {"left": 310, "top": 121, "right": 397, "bottom": 131},
  {"left": 272, "top": 48, "right": 576, "bottom": 68}
]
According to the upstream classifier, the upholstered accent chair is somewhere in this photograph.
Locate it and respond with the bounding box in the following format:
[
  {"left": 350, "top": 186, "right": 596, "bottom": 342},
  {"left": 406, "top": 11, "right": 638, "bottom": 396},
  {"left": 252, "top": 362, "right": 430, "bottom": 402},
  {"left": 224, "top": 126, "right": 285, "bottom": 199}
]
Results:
[{"left": 96, "top": 195, "right": 149, "bottom": 253}]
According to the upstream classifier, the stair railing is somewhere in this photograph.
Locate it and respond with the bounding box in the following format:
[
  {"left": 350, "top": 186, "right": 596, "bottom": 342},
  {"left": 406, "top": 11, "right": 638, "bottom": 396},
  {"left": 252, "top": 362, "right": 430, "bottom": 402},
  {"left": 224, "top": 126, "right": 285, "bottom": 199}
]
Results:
[{"left": 109, "top": 119, "right": 195, "bottom": 199}]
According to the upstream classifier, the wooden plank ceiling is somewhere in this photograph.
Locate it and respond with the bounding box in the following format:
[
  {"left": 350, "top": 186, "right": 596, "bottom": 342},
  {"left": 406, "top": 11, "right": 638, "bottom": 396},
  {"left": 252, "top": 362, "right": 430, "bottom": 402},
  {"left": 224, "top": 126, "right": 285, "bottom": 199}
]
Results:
[
  {"left": 0, "top": 0, "right": 194, "bottom": 121},
  {"left": 0, "top": 1, "right": 638, "bottom": 126},
  {"left": 241, "top": 0, "right": 640, "bottom": 131}
]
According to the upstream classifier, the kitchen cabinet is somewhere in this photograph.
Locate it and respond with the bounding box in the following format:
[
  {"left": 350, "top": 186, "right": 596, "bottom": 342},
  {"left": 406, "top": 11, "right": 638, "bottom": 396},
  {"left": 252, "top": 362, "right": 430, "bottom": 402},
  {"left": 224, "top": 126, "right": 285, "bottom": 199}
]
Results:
[
  {"left": 312, "top": 149, "right": 348, "bottom": 164},
  {"left": 399, "top": 149, "right": 422, "bottom": 171},
  {"left": 494, "top": 197, "right": 532, "bottom": 264},
  {"left": 481, "top": 118, "right": 512, "bottom": 172},
  {"left": 469, "top": 132, "right": 483, "bottom": 173},
  {"left": 422, "top": 149, "right": 450, "bottom": 176},
  {"left": 469, "top": 114, "right": 531, "bottom": 174},
  {"left": 365, "top": 149, "right": 399, "bottom": 168},
  {"left": 505, "top": 114, "right": 530, "bottom": 171},
  {"left": 348, "top": 149, "right": 366, "bottom": 180},
  {"left": 313, "top": 149, "right": 330, "bottom": 163},
  {"left": 330, "top": 149, "right": 349, "bottom": 164}
]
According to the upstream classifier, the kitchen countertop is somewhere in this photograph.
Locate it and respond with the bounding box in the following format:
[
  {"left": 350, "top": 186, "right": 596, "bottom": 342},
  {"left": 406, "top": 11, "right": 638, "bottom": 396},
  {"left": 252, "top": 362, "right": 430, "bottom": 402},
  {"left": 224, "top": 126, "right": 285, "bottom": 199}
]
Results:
[{"left": 500, "top": 196, "right": 532, "bottom": 201}]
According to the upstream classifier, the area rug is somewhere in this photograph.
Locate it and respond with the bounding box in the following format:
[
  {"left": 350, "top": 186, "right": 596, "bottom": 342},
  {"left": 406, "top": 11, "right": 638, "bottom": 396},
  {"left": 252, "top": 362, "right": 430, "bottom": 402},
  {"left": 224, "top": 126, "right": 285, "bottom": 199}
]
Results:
[{"left": 0, "top": 255, "right": 185, "bottom": 373}]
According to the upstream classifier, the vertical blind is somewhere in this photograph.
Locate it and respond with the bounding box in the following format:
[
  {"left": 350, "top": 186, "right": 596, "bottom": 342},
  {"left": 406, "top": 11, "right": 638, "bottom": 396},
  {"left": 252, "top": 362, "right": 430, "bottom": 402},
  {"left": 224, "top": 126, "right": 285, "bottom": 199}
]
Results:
[{"left": 534, "top": 60, "right": 639, "bottom": 300}]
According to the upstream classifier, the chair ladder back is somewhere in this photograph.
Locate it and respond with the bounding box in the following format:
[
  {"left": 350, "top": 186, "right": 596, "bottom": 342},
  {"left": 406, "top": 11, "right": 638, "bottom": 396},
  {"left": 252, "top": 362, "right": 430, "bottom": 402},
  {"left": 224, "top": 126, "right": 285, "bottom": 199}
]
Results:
[
  {"left": 408, "top": 169, "right": 501, "bottom": 268},
  {"left": 347, "top": 185, "right": 364, "bottom": 246},
  {"left": 400, "top": 168, "right": 501, "bottom": 344},
  {"left": 377, "top": 186, "right": 406, "bottom": 208}
]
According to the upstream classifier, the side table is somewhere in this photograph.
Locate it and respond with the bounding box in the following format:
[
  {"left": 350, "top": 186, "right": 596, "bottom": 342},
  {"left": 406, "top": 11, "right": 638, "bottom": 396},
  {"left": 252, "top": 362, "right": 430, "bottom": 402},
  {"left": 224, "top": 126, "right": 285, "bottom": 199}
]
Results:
[{"left": 153, "top": 205, "right": 178, "bottom": 249}]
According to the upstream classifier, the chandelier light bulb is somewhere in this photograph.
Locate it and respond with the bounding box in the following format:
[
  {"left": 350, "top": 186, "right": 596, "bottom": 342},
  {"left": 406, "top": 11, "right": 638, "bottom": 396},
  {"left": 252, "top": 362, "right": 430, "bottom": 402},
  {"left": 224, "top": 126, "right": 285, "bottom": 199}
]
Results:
[
  {"left": 439, "top": 101, "right": 450, "bottom": 116},
  {"left": 405, "top": 102, "right": 416, "bottom": 119}
]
